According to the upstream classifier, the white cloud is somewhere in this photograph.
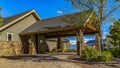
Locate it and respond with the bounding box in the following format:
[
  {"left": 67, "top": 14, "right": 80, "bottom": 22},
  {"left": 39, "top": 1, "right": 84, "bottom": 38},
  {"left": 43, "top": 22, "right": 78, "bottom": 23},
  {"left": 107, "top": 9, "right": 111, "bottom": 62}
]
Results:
[
  {"left": 84, "top": 38, "right": 93, "bottom": 43},
  {"left": 69, "top": 38, "right": 94, "bottom": 45},
  {"left": 70, "top": 40, "right": 76, "bottom": 45},
  {"left": 103, "top": 31, "right": 109, "bottom": 39},
  {"left": 57, "top": 10, "right": 64, "bottom": 14}
]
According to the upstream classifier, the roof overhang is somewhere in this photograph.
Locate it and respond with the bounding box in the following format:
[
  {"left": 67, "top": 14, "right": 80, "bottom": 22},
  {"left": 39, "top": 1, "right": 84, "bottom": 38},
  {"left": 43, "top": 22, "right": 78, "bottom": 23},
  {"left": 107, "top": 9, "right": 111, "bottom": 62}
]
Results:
[{"left": 20, "top": 24, "right": 97, "bottom": 37}]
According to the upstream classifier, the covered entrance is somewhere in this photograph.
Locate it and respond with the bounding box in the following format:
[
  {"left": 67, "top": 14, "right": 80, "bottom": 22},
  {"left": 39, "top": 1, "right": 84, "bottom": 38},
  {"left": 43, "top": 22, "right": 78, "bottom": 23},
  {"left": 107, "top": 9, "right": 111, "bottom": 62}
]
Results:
[
  {"left": 20, "top": 24, "right": 100, "bottom": 55},
  {"left": 20, "top": 10, "right": 101, "bottom": 55}
]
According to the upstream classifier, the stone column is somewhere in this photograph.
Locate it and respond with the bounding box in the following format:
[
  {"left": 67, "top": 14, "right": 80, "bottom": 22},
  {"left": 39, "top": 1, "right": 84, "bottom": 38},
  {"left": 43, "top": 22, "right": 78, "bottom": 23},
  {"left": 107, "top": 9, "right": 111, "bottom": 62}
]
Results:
[{"left": 29, "top": 35, "right": 37, "bottom": 55}]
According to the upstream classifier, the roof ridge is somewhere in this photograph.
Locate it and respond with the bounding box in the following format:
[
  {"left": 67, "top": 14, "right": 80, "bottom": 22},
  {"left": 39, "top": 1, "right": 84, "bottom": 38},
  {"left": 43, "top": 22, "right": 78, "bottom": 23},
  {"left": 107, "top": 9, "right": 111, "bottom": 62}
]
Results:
[{"left": 41, "top": 9, "right": 94, "bottom": 21}]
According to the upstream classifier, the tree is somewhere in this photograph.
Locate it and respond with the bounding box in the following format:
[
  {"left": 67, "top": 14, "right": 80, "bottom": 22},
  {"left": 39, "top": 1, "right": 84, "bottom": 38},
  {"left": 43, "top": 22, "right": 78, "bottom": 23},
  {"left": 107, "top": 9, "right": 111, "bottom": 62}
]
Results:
[
  {"left": 65, "top": 0, "right": 120, "bottom": 51},
  {"left": 109, "top": 19, "right": 120, "bottom": 47},
  {"left": 0, "top": 8, "right": 2, "bottom": 26}
]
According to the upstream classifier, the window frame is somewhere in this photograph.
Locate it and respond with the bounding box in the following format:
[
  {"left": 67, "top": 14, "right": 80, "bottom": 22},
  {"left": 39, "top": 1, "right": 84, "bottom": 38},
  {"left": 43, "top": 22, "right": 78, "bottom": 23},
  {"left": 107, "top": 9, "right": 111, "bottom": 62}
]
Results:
[{"left": 7, "top": 33, "right": 13, "bottom": 41}]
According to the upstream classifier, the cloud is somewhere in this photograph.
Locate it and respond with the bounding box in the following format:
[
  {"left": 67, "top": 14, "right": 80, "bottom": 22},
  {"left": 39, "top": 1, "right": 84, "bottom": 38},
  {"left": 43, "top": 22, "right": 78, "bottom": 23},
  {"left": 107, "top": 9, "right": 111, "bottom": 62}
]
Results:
[
  {"left": 69, "top": 38, "right": 94, "bottom": 45},
  {"left": 84, "top": 38, "right": 93, "bottom": 43},
  {"left": 103, "top": 31, "right": 109, "bottom": 39},
  {"left": 57, "top": 10, "right": 64, "bottom": 14},
  {"left": 70, "top": 40, "right": 76, "bottom": 45}
]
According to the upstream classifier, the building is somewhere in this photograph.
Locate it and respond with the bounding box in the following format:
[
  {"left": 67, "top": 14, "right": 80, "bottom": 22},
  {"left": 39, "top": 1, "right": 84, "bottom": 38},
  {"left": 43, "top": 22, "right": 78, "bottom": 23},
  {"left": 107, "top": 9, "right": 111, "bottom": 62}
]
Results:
[
  {"left": 0, "top": 9, "right": 100, "bottom": 55},
  {"left": 0, "top": 10, "right": 70, "bottom": 54}
]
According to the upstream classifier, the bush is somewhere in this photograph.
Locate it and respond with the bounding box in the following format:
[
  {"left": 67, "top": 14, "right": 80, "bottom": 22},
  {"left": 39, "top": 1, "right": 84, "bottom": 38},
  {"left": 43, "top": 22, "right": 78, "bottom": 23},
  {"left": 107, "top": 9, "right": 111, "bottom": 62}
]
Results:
[
  {"left": 82, "top": 47, "right": 113, "bottom": 62},
  {"left": 98, "top": 50, "right": 113, "bottom": 62},
  {"left": 81, "top": 46, "right": 99, "bottom": 61},
  {"left": 110, "top": 48, "right": 120, "bottom": 58}
]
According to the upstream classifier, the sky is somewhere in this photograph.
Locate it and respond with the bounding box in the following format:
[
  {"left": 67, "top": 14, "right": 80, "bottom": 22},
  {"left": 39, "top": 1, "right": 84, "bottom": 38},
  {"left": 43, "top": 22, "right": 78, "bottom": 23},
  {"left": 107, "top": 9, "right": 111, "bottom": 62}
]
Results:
[{"left": 0, "top": 0, "right": 120, "bottom": 47}]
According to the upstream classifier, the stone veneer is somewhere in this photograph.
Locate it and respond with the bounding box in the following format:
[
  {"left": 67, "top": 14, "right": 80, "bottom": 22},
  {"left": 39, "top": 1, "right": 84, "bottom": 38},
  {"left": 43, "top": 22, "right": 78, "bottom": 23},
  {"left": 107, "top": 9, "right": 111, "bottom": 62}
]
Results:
[{"left": 0, "top": 41, "right": 23, "bottom": 56}]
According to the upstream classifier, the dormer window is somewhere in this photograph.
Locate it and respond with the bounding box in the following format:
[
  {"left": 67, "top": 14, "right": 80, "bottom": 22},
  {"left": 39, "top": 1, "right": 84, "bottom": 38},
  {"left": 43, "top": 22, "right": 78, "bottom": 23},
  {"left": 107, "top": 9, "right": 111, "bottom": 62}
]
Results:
[{"left": 7, "top": 33, "right": 13, "bottom": 41}]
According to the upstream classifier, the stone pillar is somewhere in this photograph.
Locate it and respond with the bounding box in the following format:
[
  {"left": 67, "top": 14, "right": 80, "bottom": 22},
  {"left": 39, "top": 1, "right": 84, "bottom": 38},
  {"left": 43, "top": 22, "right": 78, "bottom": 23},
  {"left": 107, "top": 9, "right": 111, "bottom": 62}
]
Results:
[
  {"left": 29, "top": 35, "right": 37, "bottom": 55},
  {"left": 95, "top": 33, "right": 101, "bottom": 52}
]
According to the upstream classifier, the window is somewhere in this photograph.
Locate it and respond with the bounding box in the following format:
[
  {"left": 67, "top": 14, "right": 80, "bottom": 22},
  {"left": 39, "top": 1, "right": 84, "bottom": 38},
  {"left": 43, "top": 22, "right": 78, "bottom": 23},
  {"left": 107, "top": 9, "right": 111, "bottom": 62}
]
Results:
[{"left": 7, "top": 33, "right": 13, "bottom": 41}]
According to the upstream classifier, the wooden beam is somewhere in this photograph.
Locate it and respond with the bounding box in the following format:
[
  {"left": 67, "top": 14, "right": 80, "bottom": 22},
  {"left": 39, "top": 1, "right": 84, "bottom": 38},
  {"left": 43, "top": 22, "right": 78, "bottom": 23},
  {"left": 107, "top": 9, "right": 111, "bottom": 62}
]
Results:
[
  {"left": 76, "top": 32, "right": 80, "bottom": 55},
  {"left": 42, "top": 35, "right": 46, "bottom": 53},
  {"left": 57, "top": 36, "right": 61, "bottom": 52},
  {"left": 76, "top": 29, "right": 84, "bottom": 56},
  {"left": 46, "top": 34, "right": 76, "bottom": 38},
  {"left": 20, "top": 27, "right": 76, "bottom": 35},
  {"left": 95, "top": 33, "right": 101, "bottom": 52},
  {"left": 37, "top": 34, "right": 41, "bottom": 53},
  {"left": 35, "top": 34, "right": 39, "bottom": 53},
  {"left": 79, "top": 29, "right": 84, "bottom": 55},
  {"left": 86, "top": 24, "right": 96, "bottom": 31},
  {"left": 44, "top": 29, "right": 77, "bottom": 36}
]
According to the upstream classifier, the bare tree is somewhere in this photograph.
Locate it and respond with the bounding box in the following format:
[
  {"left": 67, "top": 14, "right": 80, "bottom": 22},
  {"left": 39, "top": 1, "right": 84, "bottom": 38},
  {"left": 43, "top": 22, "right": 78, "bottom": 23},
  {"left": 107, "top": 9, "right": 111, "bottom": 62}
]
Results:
[{"left": 65, "top": 0, "right": 120, "bottom": 51}]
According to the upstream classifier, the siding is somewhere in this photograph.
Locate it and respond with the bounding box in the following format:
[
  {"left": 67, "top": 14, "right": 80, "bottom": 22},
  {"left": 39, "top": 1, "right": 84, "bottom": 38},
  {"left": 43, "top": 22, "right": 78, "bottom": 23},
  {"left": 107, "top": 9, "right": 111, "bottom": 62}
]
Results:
[{"left": 1, "top": 14, "right": 37, "bottom": 41}]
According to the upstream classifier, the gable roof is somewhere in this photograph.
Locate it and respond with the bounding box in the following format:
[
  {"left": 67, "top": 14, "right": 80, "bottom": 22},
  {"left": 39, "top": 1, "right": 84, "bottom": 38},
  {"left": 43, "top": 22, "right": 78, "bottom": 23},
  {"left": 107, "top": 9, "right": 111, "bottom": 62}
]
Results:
[
  {"left": 21, "top": 16, "right": 72, "bottom": 34},
  {"left": 0, "top": 10, "right": 41, "bottom": 31},
  {"left": 21, "top": 10, "right": 97, "bottom": 35}
]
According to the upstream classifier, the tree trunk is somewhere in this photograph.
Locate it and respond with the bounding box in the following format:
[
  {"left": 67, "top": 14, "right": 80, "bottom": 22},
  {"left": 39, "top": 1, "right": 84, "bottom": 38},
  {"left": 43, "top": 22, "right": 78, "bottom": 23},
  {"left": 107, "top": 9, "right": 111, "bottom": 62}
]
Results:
[{"left": 99, "top": 0, "right": 103, "bottom": 52}]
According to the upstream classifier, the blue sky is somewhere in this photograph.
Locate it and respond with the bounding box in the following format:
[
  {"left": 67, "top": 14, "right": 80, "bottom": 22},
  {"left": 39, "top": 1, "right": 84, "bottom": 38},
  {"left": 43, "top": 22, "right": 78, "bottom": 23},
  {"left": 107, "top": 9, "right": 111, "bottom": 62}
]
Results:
[
  {"left": 0, "top": 0, "right": 72, "bottom": 18},
  {"left": 0, "top": 0, "right": 120, "bottom": 46}
]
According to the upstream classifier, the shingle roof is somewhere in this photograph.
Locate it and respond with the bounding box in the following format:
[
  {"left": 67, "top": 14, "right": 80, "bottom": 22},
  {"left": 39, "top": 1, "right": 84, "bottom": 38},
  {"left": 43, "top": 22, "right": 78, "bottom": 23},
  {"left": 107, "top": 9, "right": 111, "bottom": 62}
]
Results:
[
  {"left": 2, "top": 10, "right": 32, "bottom": 27},
  {"left": 21, "top": 10, "right": 94, "bottom": 34},
  {"left": 21, "top": 16, "right": 72, "bottom": 33}
]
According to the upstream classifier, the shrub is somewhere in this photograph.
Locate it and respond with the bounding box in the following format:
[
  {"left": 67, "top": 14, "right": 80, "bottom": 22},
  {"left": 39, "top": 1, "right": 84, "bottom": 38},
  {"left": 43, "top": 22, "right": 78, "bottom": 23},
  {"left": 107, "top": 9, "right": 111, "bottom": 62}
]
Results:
[
  {"left": 81, "top": 46, "right": 99, "bottom": 61},
  {"left": 98, "top": 50, "right": 113, "bottom": 62},
  {"left": 110, "top": 48, "right": 120, "bottom": 58}
]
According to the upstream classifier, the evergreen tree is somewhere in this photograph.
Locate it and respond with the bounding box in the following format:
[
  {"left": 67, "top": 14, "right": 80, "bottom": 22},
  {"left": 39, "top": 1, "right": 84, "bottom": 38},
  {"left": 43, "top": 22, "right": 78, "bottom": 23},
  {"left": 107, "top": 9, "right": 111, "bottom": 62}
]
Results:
[
  {"left": 109, "top": 19, "right": 120, "bottom": 47},
  {"left": 0, "top": 8, "right": 2, "bottom": 26}
]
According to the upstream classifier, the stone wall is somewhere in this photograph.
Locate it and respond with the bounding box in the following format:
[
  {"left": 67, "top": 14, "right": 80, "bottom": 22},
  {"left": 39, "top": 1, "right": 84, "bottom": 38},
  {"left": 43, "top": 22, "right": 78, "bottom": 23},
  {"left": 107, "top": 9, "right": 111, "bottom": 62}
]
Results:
[{"left": 0, "top": 41, "right": 23, "bottom": 56}]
